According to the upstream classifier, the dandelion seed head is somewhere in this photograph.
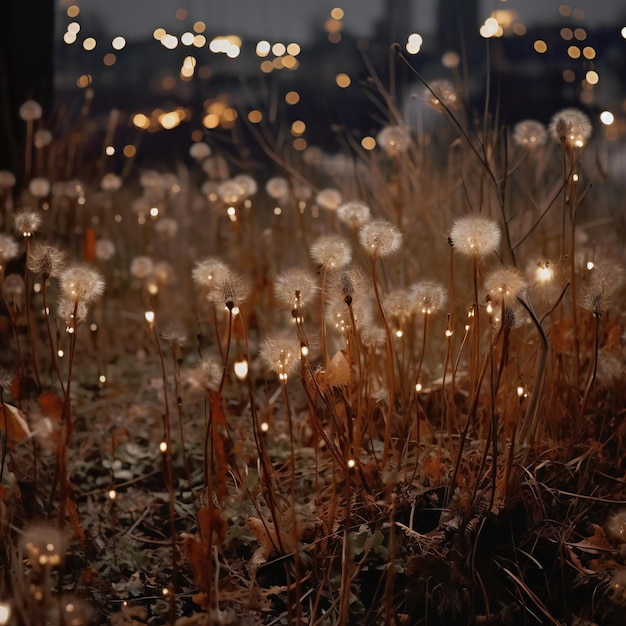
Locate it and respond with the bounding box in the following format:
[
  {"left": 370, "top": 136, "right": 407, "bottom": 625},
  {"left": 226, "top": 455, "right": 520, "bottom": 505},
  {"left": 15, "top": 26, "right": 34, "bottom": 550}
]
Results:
[
  {"left": 606, "top": 508, "right": 626, "bottom": 544},
  {"left": 139, "top": 170, "right": 165, "bottom": 190},
  {"left": 377, "top": 125, "right": 411, "bottom": 156},
  {"left": 410, "top": 280, "right": 448, "bottom": 315},
  {"left": 95, "top": 238, "right": 116, "bottom": 262},
  {"left": 310, "top": 234, "right": 351, "bottom": 269},
  {"left": 188, "top": 357, "right": 222, "bottom": 392},
  {"left": 202, "top": 155, "right": 230, "bottom": 180},
  {"left": 316, "top": 188, "right": 342, "bottom": 211},
  {"left": 513, "top": 120, "right": 548, "bottom": 148},
  {"left": 358, "top": 220, "right": 402, "bottom": 258},
  {"left": 154, "top": 217, "right": 179, "bottom": 238},
  {"left": 34, "top": 129, "right": 52, "bottom": 148},
  {"left": 337, "top": 201, "right": 371, "bottom": 229},
  {"left": 59, "top": 264, "right": 105, "bottom": 304},
  {"left": 0, "top": 171, "right": 16, "bottom": 189},
  {"left": 192, "top": 258, "right": 230, "bottom": 291},
  {"left": 20, "top": 524, "right": 66, "bottom": 569},
  {"left": 293, "top": 181, "right": 313, "bottom": 202},
  {"left": 383, "top": 288, "right": 412, "bottom": 320},
  {"left": 327, "top": 297, "right": 372, "bottom": 335},
  {"left": 549, "top": 107, "right": 592, "bottom": 149},
  {"left": 490, "top": 302, "right": 526, "bottom": 331},
  {"left": 218, "top": 179, "right": 244, "bottom": 204},
  {"left": 100, "top": 173, "right": 122, "bottom": 192},
  {"left": 153, "top": 261, "right": 175, "bottom": 285},
  {"left": 216, "top": 270, "right": 250, "bottom": 310},
  {"left": 331, "top": 267, "right": 367, "bottom": 306},
  {"left": 19, "top": 100, "right": 43, "bottom": 122},
  {"left": 28, "top": 177, "right": 50, "bottom": 198},
  {"left": 189, "top": 142, "right": 212, "bottom": 160},
  {"left": 609, "top": 569, "right": 626, "bottom": 606},
  {"left": 425, "top": 79, "right": 459, "bottom": 110},
  {"left": 484, "top": 267, "right": 526, "bottom": 302},
  {"left": 260, "top": 334, "right": 301, "bottom": 380},
  {"left": 265, "top": 176, "right": 289, "bottom": 199},
  {"left": 27, "top": 242, "right": 65, "bottom": 278},
  {"left": 160, "top": 321, "right": 187, "bottom": 347},
  {"left": 578, "top": 262, "right": 624, "bottom": 317},
  {"left": 3, "top": 274, "right": 25, "bottom": 303},
  {"left": 14, "top": 210, "right": 42, "bottom": 237},
  {"left": 0, "top": 234, "right": 19, "bottom": 264},
  {"left": 450, "top": 215, "right": 501, "bottom": 258},
  {"left": 58, "top": 298, "right": 88, "bottom": 330},
  {"left": 232, "top": 174, "right": 258, "bottom": 199},
  {"left": 360, "top": 322, "right": 386, "bottom": 347},
  {"left": 274, "top": 267, "right": 319, "bottom": 309},
  {"left": 130, "top": 256, "right": 154, "bottom": 279}
]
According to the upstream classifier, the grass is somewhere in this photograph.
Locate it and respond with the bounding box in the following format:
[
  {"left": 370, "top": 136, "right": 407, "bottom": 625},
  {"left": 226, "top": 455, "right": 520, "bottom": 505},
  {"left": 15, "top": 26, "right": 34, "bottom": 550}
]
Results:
[{"left": 0, "top": 51, "right": 626, "bottom": 626}]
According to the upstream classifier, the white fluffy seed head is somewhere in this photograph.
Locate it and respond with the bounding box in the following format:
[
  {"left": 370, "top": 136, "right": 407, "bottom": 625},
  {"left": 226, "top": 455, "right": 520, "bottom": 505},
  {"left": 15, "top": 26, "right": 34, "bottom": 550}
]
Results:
[
  {"left": 376, "top": 125, "right": 411, "bottom": 157},
  {"left": 316, "top": 188, "right": 342, "bottom": 211},
  {"left": 95, "top": 239, "right": 116, "bottom": 262},
  {"left": 19, "top": 100, "right": 43, "bottom": 122},
  {"left": 336, "top": 201, "right": 371, "bottom": 229},
  {"left": 310, "top": 235, "right": 352, "bottom": 270},
  {"left": 606, "top": 508, "right": 626, "bottom": 544},
  {"left": 549, "top": 107, "right": 592, "bottom": 149},
  {"left": 358, "top": 220, "right": 402, "bottom": 259},
  {"left": 0, "top": 234, "right": 19, "bottom": 264},
  {"left": 578, "top": 262, "right": 624, "bottom": 317},
  {"left": 513, "top": 120, "right": 548, "bottom": 149},
  {"left": 192, "top": 257, "right": 230, "bottom": 291},
  {"left": 425, "top": 80, "right": 460, "bottom": 110},
  {"left": 130, "top": 256, "right": 154, "bottom": 279},
  {"left": 58, "top": 264, "right": 105, "bottom": 305},
  {"left": 27, "top": 242, "right": 65, "bottom": 278},
  {"left": 449, "top": 215, "right": 501, "bottom": 259},
  {"left": 259, "top": 334, "right": 301, "bottom": 380},
  {"left": 14, "top": 210, "right": 42, "bottom": 237},
  {"left": 274, "top": 267, "right": 319, "bottom": 309},
  {"left": 410, "top": 280, "right": 448, "bottom": 315},
  {"left": 484, "top": 267, "right": 526, "bottom": 302},
  {"left": 189, "top": 357, "right": 222, "bottom": 392}
]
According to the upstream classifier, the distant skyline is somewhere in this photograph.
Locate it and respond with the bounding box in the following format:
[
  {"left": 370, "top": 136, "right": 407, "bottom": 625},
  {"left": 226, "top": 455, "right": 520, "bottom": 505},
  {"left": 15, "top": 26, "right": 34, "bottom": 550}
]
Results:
[{"left": 66, "top": 0, "right": 626, "bottom": 45}]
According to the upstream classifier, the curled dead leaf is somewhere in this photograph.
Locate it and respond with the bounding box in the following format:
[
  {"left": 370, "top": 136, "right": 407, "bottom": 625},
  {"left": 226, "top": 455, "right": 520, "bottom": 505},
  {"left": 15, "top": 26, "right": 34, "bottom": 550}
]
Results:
[{"left": 0, "top": 403, "right": 31, "bottom": 448}]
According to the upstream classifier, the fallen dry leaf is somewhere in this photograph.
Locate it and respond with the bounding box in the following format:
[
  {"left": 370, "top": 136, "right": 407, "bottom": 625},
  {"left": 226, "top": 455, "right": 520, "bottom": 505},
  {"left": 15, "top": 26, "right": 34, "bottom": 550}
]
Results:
[{"left": 0, "top": 403, "right": 31, "bottom": 448}]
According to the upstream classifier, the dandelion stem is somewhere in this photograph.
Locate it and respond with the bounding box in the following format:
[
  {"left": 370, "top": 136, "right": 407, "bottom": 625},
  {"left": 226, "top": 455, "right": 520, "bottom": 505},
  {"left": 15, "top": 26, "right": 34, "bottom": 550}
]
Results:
[
  {"left": 151, "top": 322, "right": 178, "bottom": 623},
  {"left": 370, "top": 258, "right": 395, "bottom": 463},
  {"left": 575, "top": 313, "right": 600, "bottom": 438}
]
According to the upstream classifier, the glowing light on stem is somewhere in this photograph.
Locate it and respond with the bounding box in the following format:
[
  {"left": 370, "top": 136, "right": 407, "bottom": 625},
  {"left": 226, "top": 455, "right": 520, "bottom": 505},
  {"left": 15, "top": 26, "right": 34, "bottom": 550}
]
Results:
[{"left": 233, "top": 359, "right": 248, "bottom": 380}]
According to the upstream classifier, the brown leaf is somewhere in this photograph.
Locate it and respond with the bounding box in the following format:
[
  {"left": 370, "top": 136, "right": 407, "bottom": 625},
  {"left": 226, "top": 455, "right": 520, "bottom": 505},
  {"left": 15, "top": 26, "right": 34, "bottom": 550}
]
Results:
[
  {"left": 247, "top": 516, "right": 278, "bottom": 552},
  {"left": 198, "top": 505, "right": 227, "bottom": 546},
  {"left": 38, "top": 391, "right": 64, "bottom": 420},
  {"left": 182, "top": 536, "right": 211, "bottom": 609},
  {"left": 326, "top": 351, "right": 351, "bottom": 387},
  {"left": 0, "top": 403, "right": 31, "bottom": 449},
  {"left": 569, "top": 523, "right": 615, "bottom": 553}
]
